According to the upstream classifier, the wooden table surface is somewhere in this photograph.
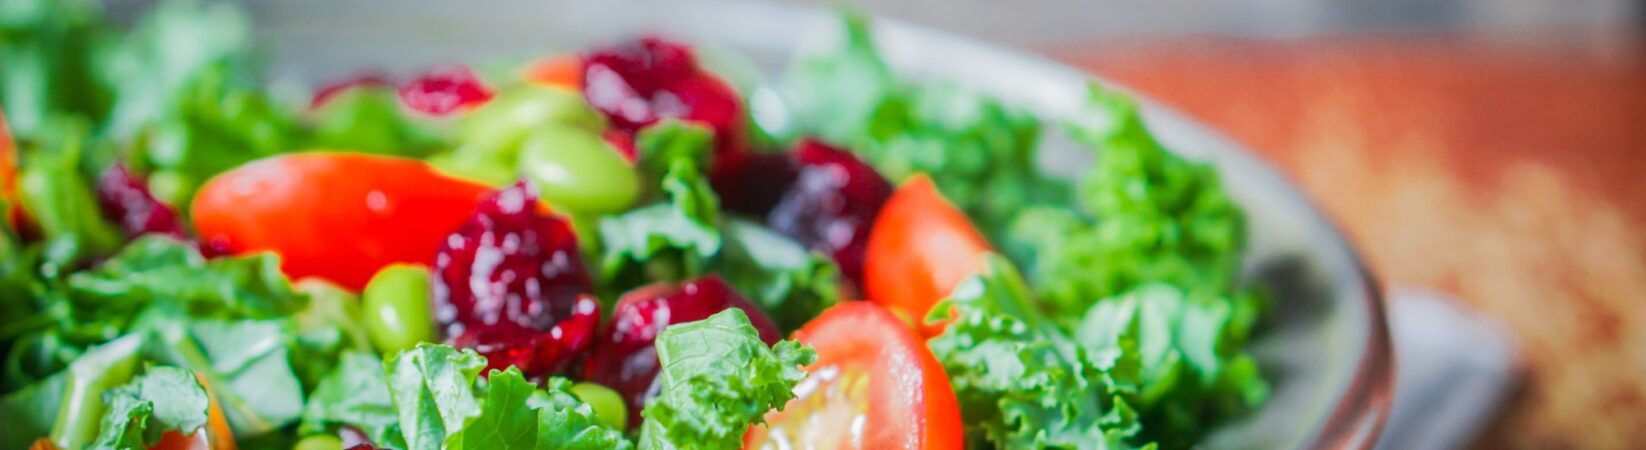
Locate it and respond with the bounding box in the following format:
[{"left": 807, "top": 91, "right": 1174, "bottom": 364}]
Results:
[{"left": 1047, "top": 34, "right": 1646, "bottom": 449}]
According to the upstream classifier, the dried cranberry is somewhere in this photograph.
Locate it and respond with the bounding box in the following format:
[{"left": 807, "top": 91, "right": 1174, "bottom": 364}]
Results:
[
  {"left": 582, "top": 275, "right": 780, "bottom": 426},
  {"left": 95, "top": 164, "right": 184, "bottom": 239},
  {"left": 582, "top": 37, "right": 748, "bottom": 159},
  {"left": 433, "top": 181, "right": 595, "bottom": 377},
  {"left": 310, "top": 74, "right": 392, "bottom": 109},
  {"left": 766, "top": 140, "right": 893, "bottom": 287},
  {"left": 710, "top": 151, "right": 799, "bottom": 217},
  {"left": 452, "top": 294, "right": 601, "bottom": 376},
  {"left": 399, "top": 66, "right": 494, "bottom": 116}
]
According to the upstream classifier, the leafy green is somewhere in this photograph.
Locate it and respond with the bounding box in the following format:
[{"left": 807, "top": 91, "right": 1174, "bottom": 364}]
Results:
[
  {"left": 68, "top": 235, "right": 306, "bottom": 320},
  {"left": 1015, "top": 84, "right": 1246, "bottom": 317},
  {"left": 926, "top": 255, "right": 1150, "bottom": 450},
  {"left": 0, "top": 369, "right": 66, "bottom": 449},
  {"left": 634, "top": 119, "right": 715, "bottom": 186},
  {"left": 300, "top": 351, "right": 404, "bottom": 449},
  {"left": 0, "top": 0, "right": 111, "bottom": 139},
  {"left": 598, "top": 125, "right": 839, "bottom": 330},
  {"left": 785, "top": 14, "right": 1068, "bottom": 239},
  {"left": 446, "top": 368, "right": 632, "bottom": 450},
  {"left": 529, "top": 377, "right": 634, "bottom": 450},
  {"left": 1075, "top": 285, "right": 1267, "bottom": 448},
  {"left": 637, "top": 308, "right": 814, "bottom": 450},
  {"left": 309, "top": 85, "right": 440, "bottom": 157},
  {"left": 98, "top": 0, "right": 253, "bottom": 138},
  {"left": 385, "top": 344, "right": 486, "bottom": 450},
  {"left": 716, "top": 219, "right": 839, "bottom": 331},
  {"left": 89, "top": 365, "right": 210, "bottom": 450},
  {"left": 17, "top": 138, "right": 123, "bottom": 273}
]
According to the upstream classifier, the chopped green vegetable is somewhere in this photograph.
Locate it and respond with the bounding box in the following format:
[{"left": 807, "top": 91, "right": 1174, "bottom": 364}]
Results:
[
  {"left": 598, "top": 131, "right": 839, "bottom": 330},
  {"left": 447, "top": 368, "right": 631, "bottom": 450},
  {"left": 1017, "top": 84, "right": 1246, "bottom": 318},
  {"left": 926, "top": 255, "right": 1151, "bottom": 450},
  {"left": 300, "top": 351, "right": 403, "bottom": 449},
  {"left": 385, "top": 344, "right": 486, "bottom": 450},
  {"left": 310, "top": 86, "right": 440, "bottom": 156},
  {"left": 1075, "top": 285, "right": 1268, "bottom": 448},
  {"left": 89, "top": 365, "right": 210, "bottom": 450},
  {"left": 638, "top": 308, "right": 814, "bottom": 450},
  {"left": 785, "top": 14, "right": 1068, "bottom": 240}
]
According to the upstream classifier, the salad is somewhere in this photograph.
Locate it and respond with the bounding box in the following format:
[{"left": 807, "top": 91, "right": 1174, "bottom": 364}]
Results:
[{"left": 0, "top": 1, "right": 1271, "bottom": 449}]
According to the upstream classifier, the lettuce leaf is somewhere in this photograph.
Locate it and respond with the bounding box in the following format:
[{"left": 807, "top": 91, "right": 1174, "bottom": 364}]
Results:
[
  {"left": 89, "top": 365, "right": 210, "bottom": 450},
  {"left": 447, "top": 368, "right": 632, "bottom": 450},
  {"left": 1017, "top": 83, "right": 1246, "bottom": 317},
  {"left": 598, "top": 127, "right": 839, "bottom": 331},
  {"left": 784, "top": 14, "right": 1068, "bottom": 240},
  {"left": 385, "top": 344, "right": 486, "bottom": 450},
  {"left": 309, "top": 85, "right": 440, "bottom": 157},
  {"left": 925, "top": 255, "right": 1151, "bottom": 450},
  {"left": 68, "top": 236, "right": 306, "bottom": 320},
  {"left": 300, "top": 351, "right": 403, "bottom": 449},
  {"left": 1075, "top": 285, "right": 1268, "bottom": 448},
  {"left": 637, "top": 308, "right": 814, "bottom": 450}
]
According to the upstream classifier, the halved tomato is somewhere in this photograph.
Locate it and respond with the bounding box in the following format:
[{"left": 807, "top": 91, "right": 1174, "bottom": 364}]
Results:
[
  {"left": 744, "top": 302, "right": 963, "bottom": 450},
  {"left": 192, "top": 152, "right": 493, "bottom": 290},
  {"left": 862, "top": 175, "right": 990, "bottom": 336}
]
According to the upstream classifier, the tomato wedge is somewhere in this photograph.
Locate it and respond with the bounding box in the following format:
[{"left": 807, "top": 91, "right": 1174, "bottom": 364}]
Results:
[
  {"left": 192, "top": 152, "right": 493, "bottom": 290},
  {"left": 526, "top": 55, "right": 584, "bottom": 91},
  {"left": 863, "top": 175, "right": 990, "bottom": 336},
  {"left": 745, "top": 302, "right": 963, "bottom": 450}
]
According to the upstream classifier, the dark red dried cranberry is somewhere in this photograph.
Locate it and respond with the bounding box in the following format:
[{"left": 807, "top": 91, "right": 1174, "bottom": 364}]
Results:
[
  {"left": 766, "top": 140, "right": 892, "bottom": 287},
  {"left": 310, "top": 74, "right": 392, "bottom": 109},
  {"left": 582, "top": 37, "right": 748, "bottom": 158},
  {"left": 452, "top": 294, "right": 600, "bottom": 376},
  {"left": 433, "top": 181, "right": 595, "bottom": 377},
  {"left": 95, "top": 164, "right": 184, "bottom": 239},
  {"left": 582, "top": 275, "right": 780, "bottom": 426},
  {"left": 710, "top": 151, "right": 799, "bottom": 217},
  {"left": 399, "top": 66, "right": 494, "bottom": 116}
]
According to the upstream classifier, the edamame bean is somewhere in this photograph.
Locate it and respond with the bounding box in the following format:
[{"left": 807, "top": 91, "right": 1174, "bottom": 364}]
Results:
[
  {"left": 569, "top": 381, "right": 629, "bottom": 431},
  {"left": 361, "top": 264, "right": 437, "bottom": 354}
]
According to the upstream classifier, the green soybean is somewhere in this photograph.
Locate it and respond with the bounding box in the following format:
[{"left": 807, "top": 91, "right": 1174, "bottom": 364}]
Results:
[
  {"left": 569, "top": 381, "right": 629, "bottom": 431},
  {"left": 519, "top": 127, "right": 640, "bottom": 214},
  {"left": 293, "top": 434, "right": 343, "bottom": 450},
  {"left": 361, "top": 264, "right": 437, "bottom": 354}
]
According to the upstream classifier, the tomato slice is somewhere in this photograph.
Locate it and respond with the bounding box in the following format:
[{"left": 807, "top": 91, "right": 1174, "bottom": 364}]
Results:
[
  {"left": 192, "top": 152, "right": 493, "bottom": 290},
  {"left": 745, "top": 302, "right": 963, "bottom": 450},
  {"left": 862, "top": 174, "right": 990, "bottom": 336},
  {"left": 525, "top": 55, "right": 584, "bottom": 91}
]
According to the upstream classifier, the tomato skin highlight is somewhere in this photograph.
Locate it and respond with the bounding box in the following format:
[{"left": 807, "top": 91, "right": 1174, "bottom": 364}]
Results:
[
  {"left": 192, "top": 152, "right": 493, "bottom": 290},
  {"left": 747, "top": 302, "right": 963, "bottom": 450},
  {"left": 863, "top": 175, "right": 990, "bottom": 336}
]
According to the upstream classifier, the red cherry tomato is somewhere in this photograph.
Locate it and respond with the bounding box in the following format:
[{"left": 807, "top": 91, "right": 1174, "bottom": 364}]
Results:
[
  {"left": 192, "top": 152, "right": 493, "bottom": 290},
  {"left": 862, "top": 175, "right": 990, "bottom": 337},
  {"left": 745, "top": 302, "right": 964, "bottom": 450}
]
